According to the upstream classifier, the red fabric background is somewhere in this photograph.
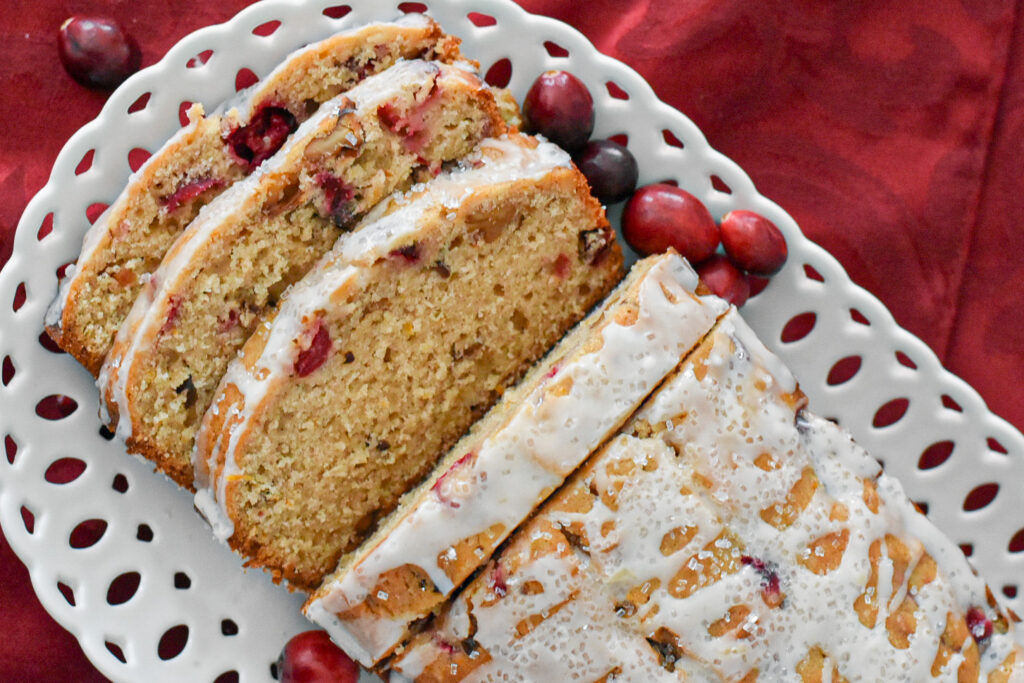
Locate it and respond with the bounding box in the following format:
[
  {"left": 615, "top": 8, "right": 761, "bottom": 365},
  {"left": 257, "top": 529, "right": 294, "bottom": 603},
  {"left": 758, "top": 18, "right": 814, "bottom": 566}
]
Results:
[{"left": 2, "top": 0, "right": 1022, "bottom": 680}]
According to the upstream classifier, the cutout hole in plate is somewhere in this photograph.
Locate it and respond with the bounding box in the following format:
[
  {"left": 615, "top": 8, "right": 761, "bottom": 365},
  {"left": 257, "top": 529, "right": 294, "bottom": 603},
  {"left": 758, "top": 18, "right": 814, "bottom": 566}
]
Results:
[
  {"left": 158, "top": 625, "right": 189, "bottom": 660},
  {"left": 544, "top": 40, "right": 569, "bottom": 58},
  {"left": 69, "top": 519, "right": 107, "bottom": 548},
  {"left": 872, "top": 398, "right": 909, "bottom": 428},
  {"left": 322, "top": 5, "right": 352, "bottom": 19},
  {"left": 37, "top": 213, "right": 54, "bottom": 240},
  {"left": 826, "top": 356, "right": 861, "bottom": 386},
  {"left": 105, "top": 641, "right": 126, "bottom": 663},
  {"left": 467, "top": 12, "right": 496, "bottom": 27},
  {"left": 484, "top": 58, "right": 511, "bottom": 88},
  {"left": 5, "top": 435, "right": 17, "bottom": 465},
  {"left": 962, "top": 483, "right": 998, "bottom": 512},
  {"left": 127, "top": 92, "right": 151, "bottom": 113},
  {"left": 128, "top": 148, "right": 151, "bottom": 172},
  {"left": 252, "top": 20, "right": 281, "bottom": 37},
  {"left": 36, "top": 395, "right": 78, "bottom": 420},
  {"left": 917, "top": 441, "right": 954, "bottom": 470},
  {"left": 75, "top": 149, "right": 95, "bottom": 176},
  {"left": 57, "top": 581, "right": 76, "bottom": 606},
  {"left": 780, "top": 312, "right": 816, "bottom": 343},
  {"left": 235, "top": 68, "right": 259, "bottom": 91},
  {"left": 107, "top": 572, "right": 141, "bottom": 605},
  {"left": 187, "top": 50, "right": 214, "bottom": 69},
  {"left": 606, "top": 81, "right": 629, "bottom": 100},
  {"left": 39, "top": 331, "right": 65, "bottom": 354},
  {"left": 2, "top": 356, "right": 13, "bottom": 385},
  {"left": 178, "top": 101, "right": 193, "bottom": 127},
  {"left": 44, "top": 457, "right": 87, "bottom": 484}
]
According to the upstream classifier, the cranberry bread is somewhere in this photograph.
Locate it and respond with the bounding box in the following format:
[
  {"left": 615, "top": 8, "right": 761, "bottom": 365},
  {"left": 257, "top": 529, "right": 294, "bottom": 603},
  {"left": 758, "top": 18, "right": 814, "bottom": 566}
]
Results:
[
  {"left": 192, "top": 134, "right": 623, "bottom": 591},
  {"left": 391, "top": 311, "right": 1023, "bottom": 682},
  {"left": 46, "top": 15, "right": 465, "bottom": 374},
  {"left": 99, "top": 60, "right": 506, "bottom": 489},
  {"left": 303, "top": 252, "right": 729, "bottom": 666}
]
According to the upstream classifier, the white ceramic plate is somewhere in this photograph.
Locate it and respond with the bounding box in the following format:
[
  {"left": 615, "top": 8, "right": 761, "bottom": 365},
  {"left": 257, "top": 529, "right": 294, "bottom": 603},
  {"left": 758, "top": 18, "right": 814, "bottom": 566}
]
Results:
[{"left": 1, "top": 1, "right": 1021, "bottom": 681}]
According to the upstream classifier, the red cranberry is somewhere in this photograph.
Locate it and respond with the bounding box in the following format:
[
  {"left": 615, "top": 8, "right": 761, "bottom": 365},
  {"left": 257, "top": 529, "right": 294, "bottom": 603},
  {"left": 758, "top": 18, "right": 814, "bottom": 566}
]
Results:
[
  {"left": 741, "top": 555, "right": 783, "bottom": 607},
  {"left": 489, "top": 565, "right": 509, "bottom": 598},
  {"left": 431, "top": 452, "right": 475, "bottom": 508},
  {"left": 295, "top": 321, "right": 332, "bottom": 377},
  {"left": 377, "top": 76, "right": 441, "bottom": 153},
  {"left": 163, "top": 178, "right": 225, "bottom": 213},
  {"left": 965, "top": 607, "right": 993, "bottom": 643},
  {"left": 159, "top": 296, "right": 183, "bottom": 336},
  {"left": 315, "top": 173, "right": 356, "bottom": 227},
  {"left": 278, "top": 630, "right": 359, "bottom": 683},
  {"left": 622, "top": 184, "right": 719, "bottom": 262},
  {"left": 225, "top": 106, "right": 298, "bottom": 170},
  {"left": 523, "top": 71, "right": 594, "bottom": 152},
  {"left": 697, "top": 255, "right": 750, "bottom": 307},
  {"left": 720, "top": 210, "right": 788, "bottom": 276},
  {"left": 58, "top": 16, "right": 141, "bottom": 90},
  {"left": 575, "top": 139, "right": 638, "bottom": 203},
  {"left": 389, "top": 243, "right": 421, "bottom": 264}
]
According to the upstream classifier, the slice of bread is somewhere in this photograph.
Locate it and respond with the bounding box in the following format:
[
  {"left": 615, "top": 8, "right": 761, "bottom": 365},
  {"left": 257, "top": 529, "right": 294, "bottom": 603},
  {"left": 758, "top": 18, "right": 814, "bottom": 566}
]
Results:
[
  {"left": 390, "top": 311, "right": 1024, "bottom": 682},
  {"left": 99, "top": 60, "right": 506, "bottom": 489},
  {"left": 46, "top": 15, "right": 465, "bottom": 375},
  {"left": 192, "top": 134, "right": 623, "bottom": 591},
  {"left": 303, "top": 253, "right": 729, "bottom": 666}
]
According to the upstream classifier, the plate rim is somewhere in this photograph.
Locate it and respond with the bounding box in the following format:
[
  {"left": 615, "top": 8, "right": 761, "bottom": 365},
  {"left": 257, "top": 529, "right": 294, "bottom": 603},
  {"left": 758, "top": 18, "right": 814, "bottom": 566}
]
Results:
[{"left": 1, "top": 0, "right": 1021, "bottom": 679}]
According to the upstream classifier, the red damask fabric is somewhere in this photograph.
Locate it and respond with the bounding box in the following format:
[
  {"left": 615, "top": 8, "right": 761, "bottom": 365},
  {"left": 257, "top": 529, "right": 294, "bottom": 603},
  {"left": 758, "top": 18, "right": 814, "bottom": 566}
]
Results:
[{"left": 1, "top": 1, "right": 1022, "bottom": 680}]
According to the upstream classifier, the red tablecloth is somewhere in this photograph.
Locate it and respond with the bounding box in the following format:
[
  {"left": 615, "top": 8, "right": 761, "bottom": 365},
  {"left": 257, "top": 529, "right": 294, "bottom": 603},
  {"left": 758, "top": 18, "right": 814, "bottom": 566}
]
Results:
[{"left": 2, "top": 1, "right": 1022, "bottom": 680}]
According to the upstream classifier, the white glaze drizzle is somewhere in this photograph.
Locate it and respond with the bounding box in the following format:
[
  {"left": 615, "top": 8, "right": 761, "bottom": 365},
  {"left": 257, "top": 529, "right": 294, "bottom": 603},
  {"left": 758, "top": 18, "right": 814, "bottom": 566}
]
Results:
[
  {"left": 214, "top": 14, "right": 436, "bottom": 122},
  {"left": 393, "top": 311, "right": 1023, "bottom": 681},
  {"left": 192, "top": 134, "right": 578, "bottom": 543},
  {"left": 98, "top": 60, "right": 473, "bottom": 440},
  {"left": 50, "top": 17, "right": 447, "bottom": 335},
  {"left": 305, "top": 254, "right": 728, "bottom": 665}
]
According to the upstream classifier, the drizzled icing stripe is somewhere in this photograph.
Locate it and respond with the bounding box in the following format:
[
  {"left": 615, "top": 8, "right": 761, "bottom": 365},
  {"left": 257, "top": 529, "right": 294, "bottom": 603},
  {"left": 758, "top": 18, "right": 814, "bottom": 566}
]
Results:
[
  {"left": 304, "top": 253, "right": 728, "bottom": 666},
  {"left": 97, "top": 60, "right": 478, "bottom": 442},
  {"left": 214, "top": 14, "right": 436, "bottom": 123},
  {"left": 48, "top": 15, "right": 445, "bottom": 337},
  {"left": 192, "top": 134, "right": 576, "bottom": 543},
  {"left": 391, "top": 311, "right": 1023, "bottom": 682}
]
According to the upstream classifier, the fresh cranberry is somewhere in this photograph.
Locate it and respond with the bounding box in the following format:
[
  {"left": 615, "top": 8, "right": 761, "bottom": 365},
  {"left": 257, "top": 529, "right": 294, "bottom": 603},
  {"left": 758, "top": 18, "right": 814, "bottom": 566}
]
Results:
[
  {"left": 622, "top": 184, "right": 719, "bottom": 262},
  {"left": 523, "top": 70, "right": 594, "bottom": 152},
  {"left": 163, "top": 178, "right": 225, "bottom": 213},
  {"left": 278, "top": 630, "right": 359, "bottom": 683},
  {"left": 575, "top": 139, "right": 638, "bottom": 203},
  {"left": 697, "top": 255, "right": 750, "bottom": 307},
  {"left": 294, "top": 321, "right": 332, "bottom": 377},
  {"left": 965, "top": 607, "right": 993, "bottom": 643},
  {"left": 720, "top": 210, "right": 788, "bottom": 276},
  {"left": 225, "top": 106, "right": 298, "bottom": 170},
  {"left": 58, "top": 16, "right": 141, "bottom": 90}
]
